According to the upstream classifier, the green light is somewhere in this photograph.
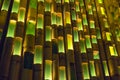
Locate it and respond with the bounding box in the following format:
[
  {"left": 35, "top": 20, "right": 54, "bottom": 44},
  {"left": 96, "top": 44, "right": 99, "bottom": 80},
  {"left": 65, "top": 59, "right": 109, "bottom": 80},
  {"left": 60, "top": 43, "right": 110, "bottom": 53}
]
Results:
[
  {"left": 11, "top": 1, "right": 20, "bottom": 13},
  {"left": 106, "top": 32, "right": 111, "bottom": 41},
  {"left": 77, "top": 19, "right": 83, "bottom": 31},
  {"left": 58, "top": 37, "right": 65, "bottom": 53},
  {"left": 85, "top": 35, "right": 92, "bottom": 48},
  {"left": 82, "top": 63, "right": 90, "bottom": 79},
  {"left": 88, "top": 5, "right": 93, "bottom": 15},
  {"left": 70, "top": 0, "right": 74, "bottom": 2},
  {"left": 90, "top": 61, "right": 96, "bottom": 77},
  {"left": 51, "top": 13, "right": 56, "bottom": 25},
  {"left": 71, "top": 10, "right": 76, "bottom": 20},
  {"left": 79, "top": 0, "right": 84, "bottom": 6},
  {"left": 26, "top": 20, "right": 35, "bottom": 36},
  {"left": 67, "top": 34, "right": 73, "bottom": 50},
  {"left": 13, "top": 37, "right": 22, "bottom": 56},
  {"left": 45, "top": 60, "right": 52, "bottom": 80},
  {"left": 103, "top": 61, "right": 109, "bottom": 76},
  {"left": 37, "top": 14, "right": 44, "bottom": 29},
  {"left": 18, "top": 7, "right": 25, "bottom": 22},
  {"left": 90, "top": 20, "right": 95, "bottom": 28},
  {"left": 73, "top": 28, "right": 79, "bottom": 42},
  {"left": 1, "top": 0, "right": 10, "bottom": 11},
  {"left": 56, "top": 0, "right": 61, "bottom": 3},
  {"left": 38, "top": 0, "right": 44, "bottom": 2},
  {"left": 115, "top": 29, "right": 120, "bottom": 41},
  {"left": 101, "top": 7, "right": 105, "bottom": 15},
  {"left": 45, "top": 26, "right": 52, "bottom": 41},
  {"left": 93, "top": 51, "right": 100, "bottom": 59},
  {"left": 34, "top": 45, "right": 43, "bottom": 64},
  {"left": 7, "top": 20, "right": 16, "bottom": 38},
  {"left": 29, "top": 0, "right": 37, "bottom": 9},
  {"left": 64, "top": 0, "right": 69, "bottom": 3},
  {"left": 92, "top": 35, "right": 97, "bottom": 44},
  {"left": 56, "top": 13, "right": 63, "bottom": 26},
  {"left": 45, "top": 2, "right": 51, "bottom": 12},
  {"left": 76, "top": 2, "right": 80, "bottom": 12},
  {"left": 59, "top": 66, "right": 66, "bottom": 80},
  {"left": 83, "top": 14, "right": 88, "bottom": 25},
  {"left": 104, "top": 19, "right": 109, "bottom": 28},
  {"left": 80, "top": 39, "right": 86, "bottom": 53},
  {"left": 96, "top": 28, "right": 101, "bottom": 39}
]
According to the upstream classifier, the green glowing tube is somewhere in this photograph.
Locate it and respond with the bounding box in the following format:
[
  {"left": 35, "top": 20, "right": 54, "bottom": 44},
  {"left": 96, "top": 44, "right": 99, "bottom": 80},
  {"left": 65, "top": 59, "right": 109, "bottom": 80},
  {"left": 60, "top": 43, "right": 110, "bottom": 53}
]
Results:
[
  {"left": 13, "top": 37, "right": 22, "bottom": 56},
  {"left": 82, "top": 14, "right": 88, "bottom": 25},
  {"left": 89, "top": 61, "right": 96, "bottom": 77},
  {"left": 93, "top": 51, "right": 100, "bottom": 59},
  {"left": 45, "top": 26, "right": 52, "bottom": 41},
  {"left": 29, "top": 0, "right": 37, "bottom": 9},
  {"left": 34, "top": 45, "right": 43, "bottom": 64},
  {"left": 76, "top": 2, "right": 80, "bottom": 12},
  {"left": 1, "top": 0, "right": 11, "bottom": 11},
  {"left": 56, "top": 13, "right": 63, "bottom": 26},
  {"left": 67, "top": 34, "right": 73, "bottom": 50},
  {"left": 26, "top": 20, "right": 36, "bottom": 36},
  {"left": 11, "top": 0, "right": 20, "bottom": 13},
  {"left": 59, "top": 66, "right": 66, "bottom": 80},
  {"left": 71, "top": 10, "right": 76, "bottom": 20},
  {"left": 37, "top": 14, "right": 44, "bottom": 29},
  {"left": 109, "top": 46, "right": 118, "bottom": 56},
  {"left": 90, "top": 20, "right": 95, "bottom": 28},
  {"left": 73, "top": 28, "right": 79, "bottom": 42},
  {"left": 18, "top": 7, "right": 25, "bottom": 22},
  {"left": 106, "top": 32, "right": 111, "bottom": 41},
  {"left": 38, "top": 0, "right": 44, "bottom": 2},
  {"left": 58, "top": 37, "right": 65, "bottom": 53},
  {"left": 103, "top": 61, "right": 109, "bottom": 76},
  {"left": 82, "top": 63, "right": 90, "bottom": 79},
  {"left": 45, "top": 1, "right": 51, "bottom": 12},
  {"left": 96, "top": 28, "right": 101, "bottom": 39},
  {"left": 91, "top": 35, "right": 97, "bottom": 44},
  {"left": 79, "top": 0, "right": 84, "bottom": 6},
  {"left": 45, "top": 60, "right": 52, "bottom": 80},
  {"left": 77, "top": 19, "right": 83, "bottom": 31},
  {"left": 85, "top": 35, "right": 92, "bottom": 48},
  {"left": 51, "top": 13, "right": 56, "bottom": 25},
  {"left": 6, "top": 20, "right": 16, "bottom": 38},
  {"left": 80, "top": 39, "right": 86, "bottom": 53}
]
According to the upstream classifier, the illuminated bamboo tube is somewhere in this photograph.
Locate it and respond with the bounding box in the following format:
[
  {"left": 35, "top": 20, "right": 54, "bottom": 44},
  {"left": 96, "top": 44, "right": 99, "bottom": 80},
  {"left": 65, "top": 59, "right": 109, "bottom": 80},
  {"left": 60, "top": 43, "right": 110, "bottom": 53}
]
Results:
[
  {"left": 67, "top": 34, "right": 73, "bottom": 50},
  {"left": 0, "top": 19, "right": 16, "bottom": 80},
  {"left": 59, "top": 66, "right": 67, "bottom": 80},
  {"left": 23, "top": 20, "right": 35, "bottom": 53},
  {"left": 11, "top": 0, "right": 20, "bottom": 13},
  {"left": 64, "top": 12, "right": 71, "bottom": 26},
  {"left": 58, "top": 36, "right": 65, "bottom": 53},
  {"left": 18, "top": 7, "right": 26, "bottom": 22},
  {"left": 44, "top": 60, "right": 52, "bottom": 80},
  {"left": 33, "top": 45, "right": 43, "bottom": 80}
]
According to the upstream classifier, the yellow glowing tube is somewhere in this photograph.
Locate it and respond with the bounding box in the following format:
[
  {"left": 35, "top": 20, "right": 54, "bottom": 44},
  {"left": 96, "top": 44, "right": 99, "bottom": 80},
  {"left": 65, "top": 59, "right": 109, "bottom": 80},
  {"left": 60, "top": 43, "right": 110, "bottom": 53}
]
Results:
[
  {"left": 106, "top": 32, "right": 111, "bottom": 41},
  {"left": 6, "top": 20, "right": 16, "bottom": 38},
  {"left": 73, "top": 27, "right": 79, "bottom": 42},
  {"left": 109, "top": 46, "right": 118, "bottom": 56},
  {"left": 58, "top": 36, "right": 65, "bottom": 53},
  {"left": 59, "top": 66, "right": 66, "bottom": 80},
  {"left": 82, "top": 63, "right": 90, "bottom": 79},
  {"left": 100, "top": 7, "right": 105, "bottom": 15},
  {"left": 45, "top": 60, "right": 52, "bottom": 80},
  {"left": 13, "top": 37, "right": 22, "bottom": 56},
  {"left": 34, "top": 45, "right": 43, "bottom": 64},
  {"left": 38, "top": 0, "right": 44, "bottom": 2},
  {"left": 11, "top": 0, "right": 20, "bottom": 13},
  {"left": 37, "top": 14, "right": 44, "bottom": 29},
  {"left": 77, "top": 19, "right": 83, "bottom": 31},
  {"left": 18, "top": 7, "right": 26, "bottom": 22},
  {"left": 103, "top": 61, "right": 109, "bottom": 76},
  {"left": 89, "top": 61, "right": 96, "bottom": 77},
  {"left": 56, "top": 13, "right": 63, "bottom": 26},
  {"left": 65, "top": 12, "right": 71, "bottom": 25},
  {"left": 45, "top": 26, "right": 52, "bottom": 41},
  {"left": 67, "top": 34, "right": 73, "bottom": 50},
  {"left": 26, "top": 20, "right": 36, "bottom": 36},
  {"left": 64, "top": 0, "right": 69, "bottom": 3},
  {"left": 98, "top": 0, "right": 103, "bottom": 3}
]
